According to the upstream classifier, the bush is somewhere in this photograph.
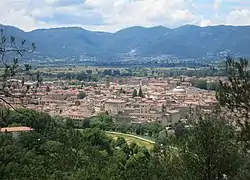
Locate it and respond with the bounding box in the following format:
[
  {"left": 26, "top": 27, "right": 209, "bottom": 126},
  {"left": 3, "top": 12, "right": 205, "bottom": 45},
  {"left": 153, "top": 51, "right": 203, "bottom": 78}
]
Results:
[{"left": 77, "top": 92, "right": 87, "bottom": 99}]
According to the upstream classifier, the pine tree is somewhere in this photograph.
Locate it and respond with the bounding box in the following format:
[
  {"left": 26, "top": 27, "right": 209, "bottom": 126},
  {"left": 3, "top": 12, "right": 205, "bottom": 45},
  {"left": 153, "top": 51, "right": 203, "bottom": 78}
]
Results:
[
  {"left": 138, "top": 87, "right": 144, "bottom": 98},
  {"left": 46, "top": 86, "right": 50, "bottom": 92},
  {"left": 132, "top": 89, "right": 137, "bottom": 98}
]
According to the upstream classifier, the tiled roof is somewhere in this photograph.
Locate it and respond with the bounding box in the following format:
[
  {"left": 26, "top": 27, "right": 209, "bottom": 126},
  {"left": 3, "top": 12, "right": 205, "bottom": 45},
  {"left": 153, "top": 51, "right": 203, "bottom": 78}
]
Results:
[{"left": 1, "top": 126, "right": 33, "bottom": 133}]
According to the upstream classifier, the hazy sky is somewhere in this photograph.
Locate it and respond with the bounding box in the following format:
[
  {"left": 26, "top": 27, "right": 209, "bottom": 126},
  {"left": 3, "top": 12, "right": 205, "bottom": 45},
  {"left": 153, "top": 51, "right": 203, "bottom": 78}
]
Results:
[{"left": 1, "top": 0, "right": 250, "bottom": 32}]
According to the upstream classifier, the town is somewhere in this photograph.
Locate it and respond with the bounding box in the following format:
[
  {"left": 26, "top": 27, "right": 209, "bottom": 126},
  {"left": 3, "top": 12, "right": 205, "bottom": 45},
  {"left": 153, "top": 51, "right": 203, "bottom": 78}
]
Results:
[
  {"left": 3, "top": 74, "right": 220, "bottom": 128},
  {"left": 1, "top": 1, "right": 250, "bottom": 177}
]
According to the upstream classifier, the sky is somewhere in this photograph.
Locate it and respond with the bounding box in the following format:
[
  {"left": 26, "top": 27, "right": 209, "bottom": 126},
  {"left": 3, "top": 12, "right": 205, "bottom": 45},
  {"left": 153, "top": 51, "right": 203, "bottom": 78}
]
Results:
[{"left": 0, "top": 0, "right": 250, "bottom": 32}]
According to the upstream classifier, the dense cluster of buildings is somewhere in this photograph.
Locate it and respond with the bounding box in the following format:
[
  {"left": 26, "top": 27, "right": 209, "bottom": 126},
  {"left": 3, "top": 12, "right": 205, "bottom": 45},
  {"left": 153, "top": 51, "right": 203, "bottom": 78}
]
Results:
[{"left": 1, "top": 76, "right": 219, "bottom": 127}]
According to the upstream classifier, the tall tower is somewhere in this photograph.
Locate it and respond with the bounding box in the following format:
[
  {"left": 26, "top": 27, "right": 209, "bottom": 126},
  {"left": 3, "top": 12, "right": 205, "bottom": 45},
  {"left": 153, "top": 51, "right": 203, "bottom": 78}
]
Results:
[
  {"left": 139, "top": 80, "right": 143, "bottom": 87},
  {"left": 105, "top": 75, "right": 110, "bottom": 89}
]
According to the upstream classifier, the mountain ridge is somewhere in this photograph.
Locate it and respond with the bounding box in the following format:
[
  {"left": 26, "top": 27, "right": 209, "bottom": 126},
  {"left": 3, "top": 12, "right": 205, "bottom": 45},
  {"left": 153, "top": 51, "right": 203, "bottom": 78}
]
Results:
[
  {"left": 1, "top": 24, "right": 250, "bottom": 59},
  {"left": 2, "top": 23, "right": 250, "bottom": 33}
]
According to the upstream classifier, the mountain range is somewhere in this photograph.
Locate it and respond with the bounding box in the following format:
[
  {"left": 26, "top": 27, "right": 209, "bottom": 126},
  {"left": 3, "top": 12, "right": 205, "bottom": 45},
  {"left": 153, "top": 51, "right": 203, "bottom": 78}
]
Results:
[{"left": 1, "top": 24, "right": 250, "bottom": 60}]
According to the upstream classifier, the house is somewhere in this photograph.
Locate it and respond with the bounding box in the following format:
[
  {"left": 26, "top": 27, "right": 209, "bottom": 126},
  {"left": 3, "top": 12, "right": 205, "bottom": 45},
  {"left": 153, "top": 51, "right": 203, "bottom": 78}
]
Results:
[
  {"left": 162, "top": 110, "right": 181, "bottom": 126},
  {"left": 0, "top": 126, "right": 34, "bottom": 138},
  {"left": 105, "top": 99, "right": 126, "bottom": 115}
]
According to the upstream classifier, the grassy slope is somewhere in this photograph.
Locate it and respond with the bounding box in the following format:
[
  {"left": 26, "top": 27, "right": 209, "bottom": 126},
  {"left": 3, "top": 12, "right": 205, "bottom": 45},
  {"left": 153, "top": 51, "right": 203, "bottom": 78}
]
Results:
[{"left": 106, "top": 131, "right": 155, "bottom": 150}]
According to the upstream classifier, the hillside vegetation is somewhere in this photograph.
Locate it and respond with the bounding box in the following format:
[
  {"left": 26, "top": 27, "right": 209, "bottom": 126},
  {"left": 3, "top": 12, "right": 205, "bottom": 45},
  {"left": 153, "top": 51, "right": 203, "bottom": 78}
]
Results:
[{"left": 1, "top": 24, "right": 250, "bottom": 59}]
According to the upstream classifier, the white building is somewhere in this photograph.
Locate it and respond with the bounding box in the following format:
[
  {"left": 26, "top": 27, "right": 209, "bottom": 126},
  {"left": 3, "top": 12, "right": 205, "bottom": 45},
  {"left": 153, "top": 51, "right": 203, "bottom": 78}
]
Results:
[
  {"left": 162, "top": 110, "right": 181, "bottom": 126},
  {"left": 105, "top": 99, "right": 126, "bottom": 115}
]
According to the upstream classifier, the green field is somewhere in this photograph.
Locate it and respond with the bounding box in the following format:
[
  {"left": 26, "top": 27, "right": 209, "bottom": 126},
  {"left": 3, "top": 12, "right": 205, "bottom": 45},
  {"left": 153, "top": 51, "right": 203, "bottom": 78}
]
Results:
[
  {"left": 106, "top": 131, "right": 155, "bottom": 150},
  {"left": 35, "top": 66, "right": 126, "bottom": 73}
]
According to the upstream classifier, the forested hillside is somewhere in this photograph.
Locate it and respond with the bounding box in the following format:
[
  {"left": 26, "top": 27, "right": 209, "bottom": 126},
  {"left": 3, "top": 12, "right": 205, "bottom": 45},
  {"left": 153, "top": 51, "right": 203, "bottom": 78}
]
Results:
[{"left": 1, "top": 24, "right": 250, "bottom": 59}]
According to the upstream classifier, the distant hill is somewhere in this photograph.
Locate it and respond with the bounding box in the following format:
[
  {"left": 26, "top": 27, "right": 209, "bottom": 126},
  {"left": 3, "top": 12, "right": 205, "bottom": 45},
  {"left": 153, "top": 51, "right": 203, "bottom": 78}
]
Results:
[{"left": 1, "top": 24, "right": 250, "bottom": 59}]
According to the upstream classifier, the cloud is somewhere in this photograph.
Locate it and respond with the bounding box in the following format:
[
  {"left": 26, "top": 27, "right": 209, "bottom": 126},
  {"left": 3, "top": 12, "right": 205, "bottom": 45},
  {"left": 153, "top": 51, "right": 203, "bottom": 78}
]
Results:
[
  {"left": 0, "top": 0, "right": 249, "bottom": 32},
  {"left": 40, "top": 12, "right": 104, "bottom": 26},
  {"left": 214, "top": 0, "right": 222, "bottom": 10},
  {"left": 0, "top": 0, "right": 38, "bottom": 31},
  {"left": 44, "top": 0, "right": 85, "bottom": 7},
  {"left": 226, "top": 9, "right": 250, "bottom": 25},
  {"left": 83, "top": 0, "right": 203, "bottom": 30}
]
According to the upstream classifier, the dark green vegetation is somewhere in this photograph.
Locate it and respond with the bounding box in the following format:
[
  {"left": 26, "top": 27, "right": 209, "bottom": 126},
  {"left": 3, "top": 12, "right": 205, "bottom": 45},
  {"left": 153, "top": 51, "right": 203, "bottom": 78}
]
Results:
[
  {"left": 86, "top": 114, "right": 163, "bottom": 138},
  {"left": 1, "top": 109, "right": 157, "bottom": 180},
  {"left": 1, "top": 108, "right": 250, "bottom": 179},
  {"left": 77, "top": 92, "right": 87, "bottom": 99},
  {"left": 39, "top": 66, "right": 227, "bottom": 82},
  {"left": 193, "top": 79, "right": 221, "bottom": 91},
  {"left": 2, "top": 24, "right": 250, "bottom": 60},
  {"left": 217, "top": 56, "right": 250, "bottom": 151},
  {"left": 105, "top": 131, "right": 155, "bottom": 150},
  {"left": 131, "top": 87, "right": 144, "bottom": 98}
]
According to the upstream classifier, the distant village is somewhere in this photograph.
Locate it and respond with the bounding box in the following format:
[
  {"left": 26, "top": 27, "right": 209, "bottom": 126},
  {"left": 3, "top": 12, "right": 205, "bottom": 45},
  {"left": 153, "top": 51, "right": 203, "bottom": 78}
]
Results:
[{"left": 2, "top": 76, "right": 222, "bottom": 127}]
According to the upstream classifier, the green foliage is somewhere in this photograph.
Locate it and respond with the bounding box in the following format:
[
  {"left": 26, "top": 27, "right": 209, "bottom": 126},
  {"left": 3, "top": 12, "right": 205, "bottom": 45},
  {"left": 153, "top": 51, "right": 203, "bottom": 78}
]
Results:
[
  {"left": 119, "top": 88, "right": 126, "bottom": 94},
  {"left": 0, "top": 109, "right": 170, "bottom": 180},
  {"left": 180, "top": 118, "right": 242, "bottom": 180},
  {"left": 174, "top": 122, "right": 185, "bottom": 138},
  {"left": 116, "top": 137, "right": 127, "bottom": 147},
  {"left": 77, "top": 91, "right": 87, "bottom": 99},
  {"left": 0, "top": 108, "right": 54, "bottom": 134},
  {"left": 207, "top": 81, "right": 220, "bottom": 91},
  {"left": 217, "top": 56, "right": 250, "bottom": 115},
  {"left": 156, "top": 130, "right": 168, "bottom": 146},
  {"left": 216, "top": 56, "right": 250, "bottom": 150},
  {"left": 88, "top": 115, "right": 164, "bottom": 138},
  {"left": 132, "top": 89, "right": 137, "bottom": 98},
  {"left": 89, "top": 114, "right": 114, "bottom": 130},
  {"left": 86, "top": 69, "right": 92, "bottom": 75},
  {"left": 146, "top": 122, "right": 163, "bottom": 137},
  {"left": 138, "top": 86, "right": 144, "bottom": 98},
  {"left": 1, "top": 108, "right": 250, "bottom": 179},
  {"left": 194, "top": 79, "right": 208, "bottom": 89},
  {"left": 46, "top": 86, "right": 50, "bottom": 92}
]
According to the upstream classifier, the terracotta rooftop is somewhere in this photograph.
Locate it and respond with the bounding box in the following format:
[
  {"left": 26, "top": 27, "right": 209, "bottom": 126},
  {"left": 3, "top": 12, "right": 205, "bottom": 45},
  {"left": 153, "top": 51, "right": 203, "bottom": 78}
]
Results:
[
  {"left": 106, "top": 99, "right": 125, "bottom": 103},
  {"left": 1, "top": 126, "right": 34, "bottom": 133}
]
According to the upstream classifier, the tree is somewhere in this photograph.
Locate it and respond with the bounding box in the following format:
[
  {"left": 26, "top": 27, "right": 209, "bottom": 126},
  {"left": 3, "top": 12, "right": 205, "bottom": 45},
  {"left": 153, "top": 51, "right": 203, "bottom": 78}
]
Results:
[
  {"left": 76, "top": 71, "right": 87, "bottom": 81},
  {"left": 77, "top": 92, "right": 87, "bottom": 99},
  {"left": 1, "top": 108, "right": 173, "bottom": 180},
  {"left": 116, "top": 137, "right": 127, "bottom": 148},
  {"left": 46, "top": 86, "right": 50, "bottom": 92},
  {"left": 113, "top": 69, "right": 121, "bottom": 76},
  {"left": 0, "top": 29, "right": 38, "bottom": 109},
  {"left": 179, "top": 117, "right": 243, "bottom": 180},
  {"left": 75, "top": 100, "right": 81, "bottom": 106},
  {"left": 138, "top": 86, "right": 144, "bottom": 98},
  {"left": 103, "top": 69, "right": 112, "bottom": 76},
  {"left": 194, "top": 79, "right": 208, "bottom": 89},
  {"left": 86, "top": 70, "right": 92, "bottom": 75},
  {"left": 174, "top": 122, "right": 185, "bottom": 138},
  {"left": 132, "top": 89, "right": 137, "bottom": 98},
  {"left": 207, "top": 81, "right": 220, "bottom": 91},
  {"left": 119, "top": 88, "right": 126, "bottom": 94},
  {"left": 216, "top": 56, "right": 250, "bottom": 150},
  {"left": 86, "top": 70, "right": 92, "bottom": 81},
  {"left": 120, "top": 148, "right": 153, "bottom": 180},
  {"left": 146, "top": 122, "right": 164, "bottom": 137}
]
